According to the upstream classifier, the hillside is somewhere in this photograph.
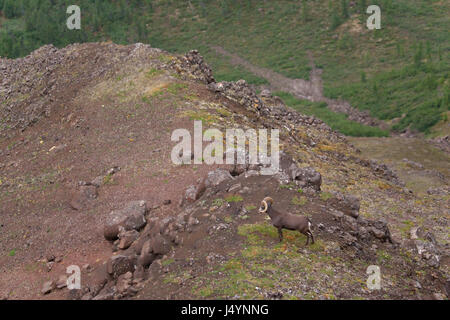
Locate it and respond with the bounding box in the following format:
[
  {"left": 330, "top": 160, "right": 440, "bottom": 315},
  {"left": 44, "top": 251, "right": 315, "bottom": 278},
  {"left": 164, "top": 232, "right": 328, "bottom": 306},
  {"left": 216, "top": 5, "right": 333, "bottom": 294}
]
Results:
[
  {"left": 0, "top": 0, "right": 448, "bottom": 136},
  {"left": 0, "top": 43, "right": 448, "bottom": 300}
]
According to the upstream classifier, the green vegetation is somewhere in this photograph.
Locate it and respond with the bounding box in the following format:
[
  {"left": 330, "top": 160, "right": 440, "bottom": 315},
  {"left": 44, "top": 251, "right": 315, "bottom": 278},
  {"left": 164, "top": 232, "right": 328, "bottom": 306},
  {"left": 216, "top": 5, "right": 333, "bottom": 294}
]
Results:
[
  {"left": 275, "top": 92, "right": 390, "bottom": 137},
  {"left": 0, "top": 0, "right": 448, "bottom": 134},
  {"left": 320, "top": 192, "right": 333, "bottom": 201},
  {"left": 377, "top": 249, "right": 392, "bottom": 264},
  {"left": 211, "top": 198, "right": 225, "bottom": 207},
  {"left": 327, "top": 64, "right": 449, "bottom": 134},
  {"left": 102, "top": 172, "right": 114, "bottom": 185},
  {"left": 145, "top": 68, "right": 164, "bottom": 78},
  {"left": 399, "top": 220, "right": 415, "bottom": 237},
  {"left": 291, "top": 195, "right": 308, "bottom": 206},
  {"left": 225, "top": 194, "right": 243, "bottom": 203},
  {"left": 186, "top": 222, "right": 332, "bottom": 299},
  {"left": 166, "top": 82, "right": 187, "bottom": 95},
  {"left": 161, "top": 258, "right": 175, "bottom": 266}
]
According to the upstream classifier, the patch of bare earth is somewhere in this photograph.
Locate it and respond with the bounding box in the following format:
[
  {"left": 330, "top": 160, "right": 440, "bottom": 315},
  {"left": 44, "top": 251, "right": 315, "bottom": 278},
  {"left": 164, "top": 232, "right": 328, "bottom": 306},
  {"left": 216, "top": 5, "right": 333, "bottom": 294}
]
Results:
[{"left": 0, "top": 43, "right": 225, "bottom": 299}]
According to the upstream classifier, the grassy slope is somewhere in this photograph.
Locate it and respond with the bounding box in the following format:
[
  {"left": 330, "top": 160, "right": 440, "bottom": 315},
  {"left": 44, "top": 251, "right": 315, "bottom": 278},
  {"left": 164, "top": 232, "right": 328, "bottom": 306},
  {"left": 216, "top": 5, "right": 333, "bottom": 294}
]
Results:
[
  {"left": 274, "top": 91, "right": 389, "bottom": 137},
  {"left": 1, "top": 0, "right": 448, "bottom": 135}
]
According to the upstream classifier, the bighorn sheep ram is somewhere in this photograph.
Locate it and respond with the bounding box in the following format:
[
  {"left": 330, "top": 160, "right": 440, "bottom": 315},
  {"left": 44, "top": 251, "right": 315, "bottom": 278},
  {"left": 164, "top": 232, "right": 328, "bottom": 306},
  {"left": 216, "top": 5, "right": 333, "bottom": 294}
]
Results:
[{"left": 259, "top": 197, "right": 314, "bottom": 245}]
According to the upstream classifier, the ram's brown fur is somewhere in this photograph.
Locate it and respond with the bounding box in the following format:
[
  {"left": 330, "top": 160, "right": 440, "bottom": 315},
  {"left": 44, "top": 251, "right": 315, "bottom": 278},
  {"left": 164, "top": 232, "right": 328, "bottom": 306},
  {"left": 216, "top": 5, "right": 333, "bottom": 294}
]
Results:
[{"left": 259, "top": 197, "right": 314, "bottom": 245}]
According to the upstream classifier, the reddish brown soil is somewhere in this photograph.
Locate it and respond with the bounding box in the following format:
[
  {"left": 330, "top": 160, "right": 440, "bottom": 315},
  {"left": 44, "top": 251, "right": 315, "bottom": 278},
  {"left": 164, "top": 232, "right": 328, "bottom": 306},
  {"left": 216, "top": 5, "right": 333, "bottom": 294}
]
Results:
[
  {"left": 0, "top": 43, "right": 447, "bottom": 300},
  {"left": 0, "top": 44, "right": 228, "bottom": 299}
]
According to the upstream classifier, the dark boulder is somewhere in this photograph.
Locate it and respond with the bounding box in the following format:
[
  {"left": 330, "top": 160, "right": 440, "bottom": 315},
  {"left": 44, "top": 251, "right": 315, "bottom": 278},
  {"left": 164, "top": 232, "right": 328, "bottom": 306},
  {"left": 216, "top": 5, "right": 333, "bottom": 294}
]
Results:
[
  {"left": 204, "top": 169, "right": 233, "bottom": 188},
  {"left": 288, "top": 165, "right": 322, "bottom": 191},
  {"left": 106, "top": 255, "right": 135, "bottom": 279},
  {"left": 104, "top": 201, "right": 147, "bottom": 241}
]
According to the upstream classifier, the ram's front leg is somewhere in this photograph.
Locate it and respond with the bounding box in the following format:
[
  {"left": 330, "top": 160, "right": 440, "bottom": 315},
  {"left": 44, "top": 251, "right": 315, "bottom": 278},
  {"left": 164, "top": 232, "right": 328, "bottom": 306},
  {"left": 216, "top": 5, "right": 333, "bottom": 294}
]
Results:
[
  {"left": 309, "top": 230, "right": 315, "bottom": 245},
  {"left": 304, "top": 229, "right": 314, "bottom": 245},
  {"left": 305, "top": 232, "right": 310, "bottom": 245}
]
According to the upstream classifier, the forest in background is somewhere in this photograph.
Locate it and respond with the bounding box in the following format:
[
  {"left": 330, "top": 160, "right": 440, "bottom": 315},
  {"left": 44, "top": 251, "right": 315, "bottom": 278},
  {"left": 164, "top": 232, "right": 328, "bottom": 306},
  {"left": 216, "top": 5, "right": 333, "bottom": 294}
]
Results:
[{"left": 0, "top": 0, "right": 448, "bottom": 136}]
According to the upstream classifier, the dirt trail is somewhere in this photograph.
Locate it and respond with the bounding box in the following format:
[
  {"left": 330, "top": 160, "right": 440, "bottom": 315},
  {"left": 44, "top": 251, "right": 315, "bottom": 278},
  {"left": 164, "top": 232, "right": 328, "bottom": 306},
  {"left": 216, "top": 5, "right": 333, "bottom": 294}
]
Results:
[{"left": 212, "top": 46, "right": 384, "bottom": 128}]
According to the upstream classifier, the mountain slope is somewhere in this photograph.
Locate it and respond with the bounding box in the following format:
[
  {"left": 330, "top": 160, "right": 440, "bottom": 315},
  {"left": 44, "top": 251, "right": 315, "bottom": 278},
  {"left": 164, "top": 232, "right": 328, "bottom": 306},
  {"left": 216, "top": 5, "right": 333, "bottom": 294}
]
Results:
[
  {"left": 0, "top": 0, "right": 448, "bottom": 135},
  {"left": 0, "top": 43, "right": 448, "bottom": 300}
]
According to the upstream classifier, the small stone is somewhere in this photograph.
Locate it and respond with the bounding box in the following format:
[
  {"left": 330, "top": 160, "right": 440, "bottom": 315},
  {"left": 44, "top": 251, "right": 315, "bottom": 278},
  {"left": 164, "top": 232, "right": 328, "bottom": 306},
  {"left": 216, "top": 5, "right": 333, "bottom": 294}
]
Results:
[
  {"left": 70, "top": 185, "right": 99, "bottom": 210},
  {"left": 56, "top": 275, "right": 68, "bottom": 289},
  {"left": 163, "top": 200, "right": 171, "bottom": 205},
  {"left": 41, "top": 281, "right": 55, "bottom": 295},
  {"left": 80, "top": 185, "right": 98, "bottom": 199},
  {"left": 46, "top": 262, "right": 54, "bottom": 272},
  {"left": 260, "top": 89, "right": 272, "bottom": 98},
  {"left": 92, "top": 285, "right": 115, "bottom": 300},
  {"left": 329, "top": 209, "right": 344, "bottom": 220},
  {"left": 91, "top": 175, "right": 105, "bottom": 187},
  {"left": 432, "top": 292, "right": 445, "bottom": 300},
  {"left": 184, "top": 183, "right": 206, "bottom": 203},
  {"left": 410, "top": 227, "right": 421, "bottom": 240},
  {"left": 48, "top": 144, "right": 67, "bottom": 153},
  {"left": 228, "top": 183, "right": 242, "bottom": 193},
  {"left": 116, "top": 272, "right": 133, "bottom": 294},
  {"left": 244, "top": 170, "right": 259, "bottom": 178},
  {"left": 371, "top": 227, "right": 385, "bottom": 239},
  {"left": 67, "top": 289, "right": 82, "bottom": 300},
  {"left": 138, "top": 241, "right": 157, "bottom": 268},
  {"left": 133, "top": 266, "right": 146, "bottom": 282},
  {"left": 118, "top": 230, "right": 140, "bottom": 250},
  {"left": 239, "top": 187, "right": 251, "bottom": 194},
  {"left": 81, "top": 293, "right": 93, "bottom": 300},
  {"left": 107, "top": 166, "right": 121, "bottom": 176},
  {"left": 82, "top": 264, "right": 92, "bottom": 273},
  {"left": 151, "top": 235, "right": 172, "bottom": 255},
  {"left": 188, "top": 216, "right": 200, "bottom": 226},
  {"left": 446, "top": 280, "right": 450, "bottom": 297}
]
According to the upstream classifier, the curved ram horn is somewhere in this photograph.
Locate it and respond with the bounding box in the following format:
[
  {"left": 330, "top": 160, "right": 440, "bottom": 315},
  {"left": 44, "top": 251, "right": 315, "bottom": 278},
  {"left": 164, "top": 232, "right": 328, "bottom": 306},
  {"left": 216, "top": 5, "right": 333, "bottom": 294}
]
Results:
[{"left": 259, "top": 200, "right": 268, "bottom": 213}]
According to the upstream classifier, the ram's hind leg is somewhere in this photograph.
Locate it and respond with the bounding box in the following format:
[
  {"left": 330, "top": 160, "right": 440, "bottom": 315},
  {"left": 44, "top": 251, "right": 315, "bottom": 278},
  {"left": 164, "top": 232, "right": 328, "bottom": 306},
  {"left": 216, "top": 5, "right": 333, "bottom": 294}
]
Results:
[{"left": 277, "top": 227, "right": 283, "bottom": 242}]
